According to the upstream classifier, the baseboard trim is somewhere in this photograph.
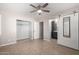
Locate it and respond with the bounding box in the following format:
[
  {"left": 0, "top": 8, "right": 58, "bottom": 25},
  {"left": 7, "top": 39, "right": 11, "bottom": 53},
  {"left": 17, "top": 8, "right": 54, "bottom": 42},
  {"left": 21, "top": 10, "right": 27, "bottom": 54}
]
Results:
[
  {"left": 57, "top": 43, "right": 79, "bottom": 50},
  {"left": 43, "top": 39, "right": 50, "bottom": 40},
  {"left": 0, "top": 41, "right": 16, "bottom": 47}
]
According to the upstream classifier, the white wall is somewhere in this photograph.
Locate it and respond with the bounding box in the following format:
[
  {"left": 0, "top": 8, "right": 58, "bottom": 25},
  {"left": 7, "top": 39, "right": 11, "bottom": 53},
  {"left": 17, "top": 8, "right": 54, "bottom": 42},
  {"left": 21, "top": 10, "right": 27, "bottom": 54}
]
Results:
[
  {"left": 33, "top": 21, "right": 40, "bottom": 39},
  {"left": 0, "top": 12, "right": 17, "bottom": 46},
  {"left": 43, "top": 20, "right": 50, "bottom": 40},
  {"left": 57, "top": 13, "right": 79, "bottom": 50},
  {"left": 0, "top": 15, "right": 1, "bottom": 36}
]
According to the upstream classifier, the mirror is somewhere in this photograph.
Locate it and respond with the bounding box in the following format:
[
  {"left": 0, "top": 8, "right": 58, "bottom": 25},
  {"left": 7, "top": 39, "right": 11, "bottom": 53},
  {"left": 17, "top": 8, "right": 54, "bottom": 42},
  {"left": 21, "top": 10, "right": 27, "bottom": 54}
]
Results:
[{"left": 63, "top": 17, "right": 70, "bottom": 37}]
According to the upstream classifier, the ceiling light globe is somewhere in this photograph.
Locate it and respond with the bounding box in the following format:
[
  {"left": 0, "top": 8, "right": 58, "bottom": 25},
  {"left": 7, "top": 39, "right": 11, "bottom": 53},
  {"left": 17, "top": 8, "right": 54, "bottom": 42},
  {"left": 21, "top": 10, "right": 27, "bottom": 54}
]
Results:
[{"left": 37, "top": 10, "right": 42, "bottom": 13}]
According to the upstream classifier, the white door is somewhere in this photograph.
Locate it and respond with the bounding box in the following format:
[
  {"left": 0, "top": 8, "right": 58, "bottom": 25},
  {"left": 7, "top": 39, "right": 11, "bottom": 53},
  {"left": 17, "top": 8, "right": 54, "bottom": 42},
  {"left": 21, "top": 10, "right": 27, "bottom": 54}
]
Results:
[{"left": 17, "top": 20, "right": 32, "bottom": 40}]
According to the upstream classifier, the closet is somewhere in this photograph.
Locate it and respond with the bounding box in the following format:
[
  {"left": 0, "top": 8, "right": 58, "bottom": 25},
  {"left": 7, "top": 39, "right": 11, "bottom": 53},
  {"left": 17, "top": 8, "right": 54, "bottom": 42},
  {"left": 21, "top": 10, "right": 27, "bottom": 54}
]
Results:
[{"left": 17, "top": 20, "right": 32, "bottom": 40}]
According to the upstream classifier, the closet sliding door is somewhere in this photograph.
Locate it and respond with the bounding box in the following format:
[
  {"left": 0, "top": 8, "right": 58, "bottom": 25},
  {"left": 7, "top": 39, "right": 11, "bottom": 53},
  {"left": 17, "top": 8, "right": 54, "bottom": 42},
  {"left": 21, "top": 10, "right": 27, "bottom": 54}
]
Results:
[{"left": 17, "top": 20, "right": 32, "bottom": 40}]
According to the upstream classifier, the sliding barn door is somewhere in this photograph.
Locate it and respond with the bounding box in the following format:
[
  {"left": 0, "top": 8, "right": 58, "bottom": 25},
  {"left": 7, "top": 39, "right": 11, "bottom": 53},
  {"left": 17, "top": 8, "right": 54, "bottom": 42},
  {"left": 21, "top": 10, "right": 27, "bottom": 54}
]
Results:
[{"left": 17, "top": 20, "right": 32, "bottom": 40}]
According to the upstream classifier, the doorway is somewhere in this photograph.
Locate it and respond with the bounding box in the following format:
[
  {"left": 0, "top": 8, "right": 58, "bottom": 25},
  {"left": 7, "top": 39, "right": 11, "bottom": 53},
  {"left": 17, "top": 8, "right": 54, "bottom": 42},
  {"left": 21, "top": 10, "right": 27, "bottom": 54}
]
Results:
[
  {"left": 39, "top": 22, "right": 44, "bottom": 39},
  {"left": 51, "top": 21, "right": 57, "bottom": 39},
  {"left": 17, "top": 20, "right": 32, "bottom": 40}
]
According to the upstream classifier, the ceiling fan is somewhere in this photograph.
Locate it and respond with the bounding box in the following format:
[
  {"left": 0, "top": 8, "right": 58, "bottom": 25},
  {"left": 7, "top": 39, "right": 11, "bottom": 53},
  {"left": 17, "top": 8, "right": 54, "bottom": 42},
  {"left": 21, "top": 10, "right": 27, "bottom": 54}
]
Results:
[{"left": 30, "top": 3, "right": 50, "bottom": 15}]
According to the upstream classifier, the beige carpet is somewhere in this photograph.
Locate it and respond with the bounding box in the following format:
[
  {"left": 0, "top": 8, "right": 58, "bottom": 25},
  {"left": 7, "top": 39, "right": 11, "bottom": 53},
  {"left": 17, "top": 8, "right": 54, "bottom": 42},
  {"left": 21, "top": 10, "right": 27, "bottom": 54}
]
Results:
[{"left": 0, "top": 39, "right": 79, "bottom": 55}]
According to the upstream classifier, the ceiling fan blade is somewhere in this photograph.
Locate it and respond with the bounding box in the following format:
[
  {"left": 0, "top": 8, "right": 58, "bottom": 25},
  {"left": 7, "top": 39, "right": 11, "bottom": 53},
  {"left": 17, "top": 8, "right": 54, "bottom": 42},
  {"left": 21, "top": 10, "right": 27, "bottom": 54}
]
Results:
[
  {"left": 37, "top": 5, "right": 40, "bottom": 9},
  {"left": 30, "top": 4, "right": 37, "bottom": 9},
  {"left": 42, "top": 3, "right": 48, "bottom": 8},
  {"left": 42, "top": 10, "right": 50, "bottom": 12},
  {"left": 30, "top": 10, "right": 37, "bottom": 13}
]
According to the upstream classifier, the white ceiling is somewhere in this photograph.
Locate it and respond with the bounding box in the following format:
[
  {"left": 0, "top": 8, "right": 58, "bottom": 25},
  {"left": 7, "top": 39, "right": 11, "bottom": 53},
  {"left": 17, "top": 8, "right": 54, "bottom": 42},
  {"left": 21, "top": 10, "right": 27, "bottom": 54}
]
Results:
[{"left": 0, "top": 3, "right": 79, "bottom": 20}]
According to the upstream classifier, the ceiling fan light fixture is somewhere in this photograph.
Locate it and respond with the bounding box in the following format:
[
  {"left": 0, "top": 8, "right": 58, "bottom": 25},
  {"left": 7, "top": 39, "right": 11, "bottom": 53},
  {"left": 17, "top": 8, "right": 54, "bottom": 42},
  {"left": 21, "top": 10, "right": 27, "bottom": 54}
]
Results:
[
  {"left": 37, "top": 10, "right": 42, "bottom": 13},
  {"left": 30, "top": 3, "right": 49, "bottom": 15}
]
